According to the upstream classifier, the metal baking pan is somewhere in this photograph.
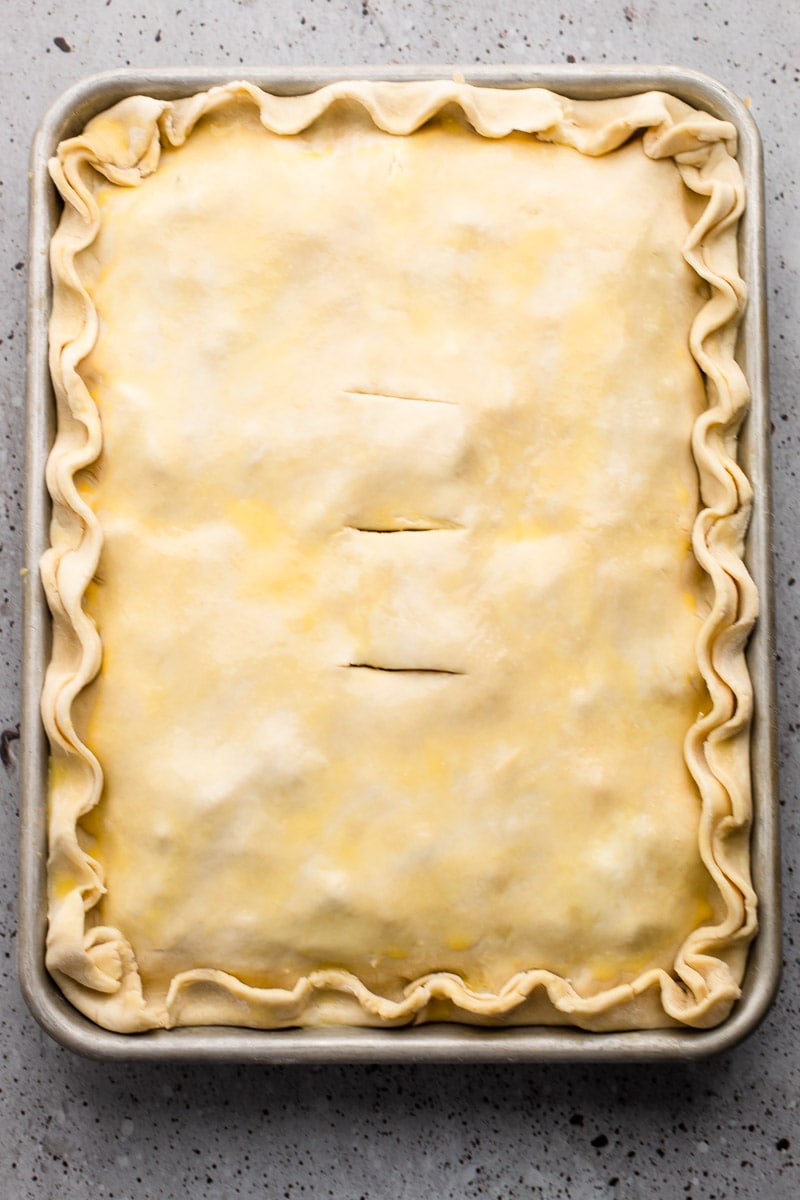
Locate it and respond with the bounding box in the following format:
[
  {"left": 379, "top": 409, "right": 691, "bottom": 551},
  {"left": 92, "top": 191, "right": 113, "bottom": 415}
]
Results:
[{"left": 21, "top": 64, "right": 779, "bottom": 1062}]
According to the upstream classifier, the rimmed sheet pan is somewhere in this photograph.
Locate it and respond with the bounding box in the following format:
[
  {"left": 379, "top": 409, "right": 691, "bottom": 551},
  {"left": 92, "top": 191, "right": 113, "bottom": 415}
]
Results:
[{"left": 21, "top": 64, "right": 779, "bottom": 1061}]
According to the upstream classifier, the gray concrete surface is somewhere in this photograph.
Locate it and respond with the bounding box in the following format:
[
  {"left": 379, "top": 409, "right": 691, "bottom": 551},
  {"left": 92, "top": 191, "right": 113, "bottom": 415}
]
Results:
[{"left": 1, "top": 2, "right": 798, "bottom": 1197}]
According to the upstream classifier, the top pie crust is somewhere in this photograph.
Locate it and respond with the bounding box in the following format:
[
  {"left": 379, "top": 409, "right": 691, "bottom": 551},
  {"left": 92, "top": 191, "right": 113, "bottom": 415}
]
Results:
[{"left": 43, "top": 80, "right": 757, "bottom": 1033}]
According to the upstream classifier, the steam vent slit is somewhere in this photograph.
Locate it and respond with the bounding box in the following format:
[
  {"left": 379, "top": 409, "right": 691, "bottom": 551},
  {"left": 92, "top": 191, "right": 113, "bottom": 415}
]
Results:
[
  {"left": 341, "top": 388, "right": 459, "bottom": 406},
  {"left": 342, "top": 665, "right": 466, "bottom": 676}
]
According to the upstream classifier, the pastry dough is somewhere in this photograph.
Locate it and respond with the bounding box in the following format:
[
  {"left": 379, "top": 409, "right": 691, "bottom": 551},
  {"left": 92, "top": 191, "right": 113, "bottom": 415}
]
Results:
[{"left": 43, "top": 80, "right": 757, "bottom": 1033}]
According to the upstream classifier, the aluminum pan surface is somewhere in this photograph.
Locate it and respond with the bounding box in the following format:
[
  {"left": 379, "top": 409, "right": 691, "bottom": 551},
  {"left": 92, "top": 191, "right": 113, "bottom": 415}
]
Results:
[{"left": 21, "top": 64, "right": 778, "bottom": 1062}]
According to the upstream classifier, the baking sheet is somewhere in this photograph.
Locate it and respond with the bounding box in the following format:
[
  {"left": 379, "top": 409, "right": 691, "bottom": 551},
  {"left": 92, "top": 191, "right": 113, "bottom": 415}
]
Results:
[{"left": 20, "top": 64, "right": 779, "bottom": 1062}]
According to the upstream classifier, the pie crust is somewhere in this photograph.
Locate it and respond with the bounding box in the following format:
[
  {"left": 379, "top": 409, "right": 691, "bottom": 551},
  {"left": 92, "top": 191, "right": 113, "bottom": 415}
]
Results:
[{"left": 43, "top": 80, "right": 757, "bottom": 1033}]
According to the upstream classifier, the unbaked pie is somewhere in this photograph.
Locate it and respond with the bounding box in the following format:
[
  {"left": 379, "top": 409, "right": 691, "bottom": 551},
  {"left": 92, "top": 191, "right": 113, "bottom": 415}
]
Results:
[{"left": 43, "top": 80, "right": 757, "bottom": 1032}]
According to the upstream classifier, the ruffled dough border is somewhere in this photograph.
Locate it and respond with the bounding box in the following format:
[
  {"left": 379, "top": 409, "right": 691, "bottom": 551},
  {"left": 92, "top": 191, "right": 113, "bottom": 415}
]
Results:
[{"left": 42, "top": 80, "right": 757, "bottom": 1034}]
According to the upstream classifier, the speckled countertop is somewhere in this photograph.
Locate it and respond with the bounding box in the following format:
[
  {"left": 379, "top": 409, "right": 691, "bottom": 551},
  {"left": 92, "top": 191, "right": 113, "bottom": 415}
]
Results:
[{"left": 1, "top": 3, "right": 798, "bottom": 1198}]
